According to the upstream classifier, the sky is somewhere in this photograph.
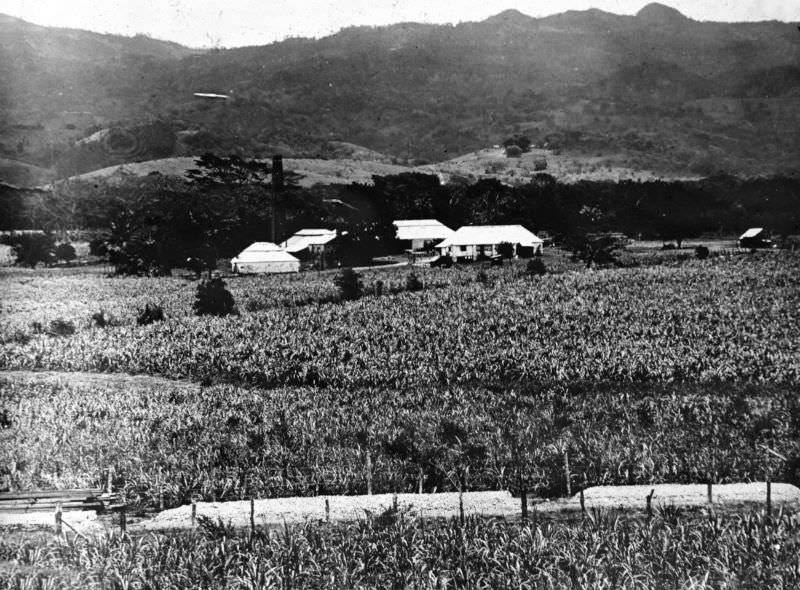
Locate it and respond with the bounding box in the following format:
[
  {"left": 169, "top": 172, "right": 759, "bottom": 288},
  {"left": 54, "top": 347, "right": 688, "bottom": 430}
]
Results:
[{"left": 3, "top": 0, "right": 799, "bottom": 48}]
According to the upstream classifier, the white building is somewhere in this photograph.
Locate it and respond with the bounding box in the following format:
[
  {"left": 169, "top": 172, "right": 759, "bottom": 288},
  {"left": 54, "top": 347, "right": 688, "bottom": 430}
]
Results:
[
  {"left": 436, "top": 225, "right": 543, "bottom": 260},
  {"left": 231, "top": 242, "right": 300, "bottom": 274},
  {"left": 280, "top": 229, "right": 338, "bottom": 257},
  {"left": 393, "top": 219, "right": 455, "bottom": 251}
]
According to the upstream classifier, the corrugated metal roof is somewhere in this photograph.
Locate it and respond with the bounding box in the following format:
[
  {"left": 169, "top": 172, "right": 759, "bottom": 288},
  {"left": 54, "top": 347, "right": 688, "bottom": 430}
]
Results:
[
  {"left": 739, "top": 228, "right": 763, "bottom": 240},
  {"left": 393, "top": 219, "right": 454, "bottom": 241},
  {"left": 437, "top": 225, "right": 543, "bottom": 248},
  {"left": 281, "top": 229, "right": 337, "bottom": 253},
  {"left": 238, "top": 242, "right": 282, "bottom": 253}
]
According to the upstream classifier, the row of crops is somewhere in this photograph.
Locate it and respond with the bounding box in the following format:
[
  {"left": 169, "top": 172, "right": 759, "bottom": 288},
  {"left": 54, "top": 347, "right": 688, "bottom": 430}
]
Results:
[
  {"left": 2, "top": 253, "right": 798, "bottom": 386},
  {"left": 2, "top": 511, "right": 798, "bottom": 588},
  {"left": 2, "top": 377, "right": 798, "bottom": 507}
]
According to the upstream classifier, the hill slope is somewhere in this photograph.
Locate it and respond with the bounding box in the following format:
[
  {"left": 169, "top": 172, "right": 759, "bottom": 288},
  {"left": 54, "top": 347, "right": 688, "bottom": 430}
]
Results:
[{"left": 1, "top": 5, "right": 799, "bottom": 180}]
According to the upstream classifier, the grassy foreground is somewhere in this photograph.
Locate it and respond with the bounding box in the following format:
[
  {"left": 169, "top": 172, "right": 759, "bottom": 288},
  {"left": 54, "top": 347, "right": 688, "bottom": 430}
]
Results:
[{"left": 2, "top": 511, "right": 799, "bottom": 589}]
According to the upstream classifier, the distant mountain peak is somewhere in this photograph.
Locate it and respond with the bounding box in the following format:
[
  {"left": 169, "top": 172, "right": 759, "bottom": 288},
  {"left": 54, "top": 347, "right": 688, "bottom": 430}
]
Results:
[
  {"left": 636, "top": 3, "right": 691, "bottom": 25},
  {"left": 484, "top": 9, "right": 533, "bottom": 24}
]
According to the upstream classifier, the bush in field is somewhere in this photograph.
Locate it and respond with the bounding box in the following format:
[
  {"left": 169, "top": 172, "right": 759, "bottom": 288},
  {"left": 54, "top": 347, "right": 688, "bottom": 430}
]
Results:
[
  {"left": 91, "top": 310, "right": 118, "bottom": 328},
  {"left": 476, "top": 269, "right": 489, "bottom": 285},
  {"left": 193, "top": 277, "right": 237, "bottom": 317},
  {"left": 48, "top": 318, "right": 75, "bottom": 337},
  {"left": 89, "top": 236, "right": 109, "bottom": 258},
  {"left": 405, "top": 273, "right": 423, "bottom": 292},
  {"left": 505, "top": 145, "right": 523, "bottom": 158},
  {"left": 5, "top": 233, "right": 55, "bottom": 268},
  {"left": 695, "top": 245, "right": 710, "bottom": 260},
  {"left": 502, "top": 134, "right": 532, "bottom": 152},
  {"left": 334, "top": 268, "right": 362, "bottom": 301},
  {"left": 54, "top": 242, "right": 76, "bottom": 263},
  {"left": 137, "top": 303, "right": 165, "bottom": 325},
  {"left": 527, "top": 258, "right": 547, "bottom": 276}
]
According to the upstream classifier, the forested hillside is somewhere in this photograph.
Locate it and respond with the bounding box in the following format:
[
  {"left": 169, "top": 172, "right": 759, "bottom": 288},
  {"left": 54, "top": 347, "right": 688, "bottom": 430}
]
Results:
[{"left": 1, "top": 4, "right": 799, "bottom": 180}]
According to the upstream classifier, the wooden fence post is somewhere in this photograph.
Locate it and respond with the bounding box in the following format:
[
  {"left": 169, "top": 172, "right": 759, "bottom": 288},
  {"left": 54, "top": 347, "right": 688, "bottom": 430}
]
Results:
[
  {"left": 646, "top": 488, "right": 654, "bottom": 518},
  {"left": 707, "top": 480, "right": 713, "bottom": 505},
  {"left": 250, "top": 498, "right": 255, "bottom": 535},
  {"left": 459, "top": 488, "right": 464, "bottom": 526},
  {"left": 580, "top": 489, "right": 585, "bottom": 514},
  {"left": 54, "top": 504, "right": 62, "bottom": 536},
  {"left": 766, "top": 479, "right": 772, "bottom": 517},
  {"left": 520, "top": 488, "right": 528, "bottom": 522},
  {"left": 191, "top": 499, "right": 197, "bottom": 527},
  {"left": 393, "top": 493, "right": 398, "bottom": 512},
  {"left": 563, "top": 451, "right": 571, "bottom": 497},
  {"left": 325, "top": 498, "right": 330, "bottom": 522},
  {"left": 119, "top": 506, "right": 127, "bottom": 533},
  {"left": 366, "top": 450, "right": 373, "bottom": 496}
]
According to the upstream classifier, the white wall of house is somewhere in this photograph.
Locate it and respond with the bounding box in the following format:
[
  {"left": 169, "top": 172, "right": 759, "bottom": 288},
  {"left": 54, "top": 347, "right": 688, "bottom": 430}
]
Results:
[
  {"left": 439, "top": 242, "right": 542, "bottom": 260},
  {"left": 233, "top": 260, "right": 299, "bottom": 274}
]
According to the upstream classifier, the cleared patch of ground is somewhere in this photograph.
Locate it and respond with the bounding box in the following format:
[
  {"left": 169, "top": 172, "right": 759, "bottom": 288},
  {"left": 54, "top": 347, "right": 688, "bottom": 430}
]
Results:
[
  {"left": 7, "top": 483, "right": 796, "bottom": 535},
  {"left": 69, "top": 156, "right": 409, "bottom": 188},
  {"left": 0, "top": 370, "right": 199, "bottom": 393}
]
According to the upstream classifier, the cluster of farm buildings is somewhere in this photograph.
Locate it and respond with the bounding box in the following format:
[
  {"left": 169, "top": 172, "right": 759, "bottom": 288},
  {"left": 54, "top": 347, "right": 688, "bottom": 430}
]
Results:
[{"left": 231, "top": 221, "right": 544, "bottom": 274}]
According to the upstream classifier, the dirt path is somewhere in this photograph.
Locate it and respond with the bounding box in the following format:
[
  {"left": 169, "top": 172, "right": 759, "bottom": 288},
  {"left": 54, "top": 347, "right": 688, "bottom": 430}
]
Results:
[
  {"left": 6, "top": 483, "right": 794, "bottom": 535},
  {"left": 130, "top": 482, "right": 800, "bottom": 533},
  {"left": 0, "top": 370, "right": 199, "bottom": 392}
]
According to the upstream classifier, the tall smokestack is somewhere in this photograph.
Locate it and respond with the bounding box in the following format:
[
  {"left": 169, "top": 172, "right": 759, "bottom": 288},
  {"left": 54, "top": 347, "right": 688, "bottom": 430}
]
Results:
[{"left": 271, "top": 155, "right": 283, "bottom": 243}]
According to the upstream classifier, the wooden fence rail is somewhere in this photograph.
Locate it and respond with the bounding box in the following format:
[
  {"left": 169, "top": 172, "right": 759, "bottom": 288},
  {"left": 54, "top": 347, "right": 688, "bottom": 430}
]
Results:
[{"left": 0, "top": 488, "right": 121, "bottom": 513}]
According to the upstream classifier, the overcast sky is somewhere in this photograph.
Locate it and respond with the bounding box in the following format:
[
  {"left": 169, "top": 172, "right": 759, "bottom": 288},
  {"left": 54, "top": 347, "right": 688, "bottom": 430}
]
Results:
[{"left": 4, "top": 0, "right": 798, "bottom": 48}]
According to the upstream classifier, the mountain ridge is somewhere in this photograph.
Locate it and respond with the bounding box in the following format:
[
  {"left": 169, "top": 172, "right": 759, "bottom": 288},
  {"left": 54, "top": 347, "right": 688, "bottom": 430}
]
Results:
[{"left": 1, "top": 5, "right": 799, "bottom": 182}]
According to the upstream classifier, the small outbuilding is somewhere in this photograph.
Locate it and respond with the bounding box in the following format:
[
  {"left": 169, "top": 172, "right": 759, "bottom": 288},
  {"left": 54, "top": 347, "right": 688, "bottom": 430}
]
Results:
[
  {"left": 231, "top": 242, "right": 300, "bottom": 274},
  {"left": 739, "top": 228, "right": 774, "bottom": 249},
  {"left": 280, "top": 229, "right": 338, "bottom": 257},
  {"left": 393, "top": 219, "right": 455, "bottom": 251},
  {"left": 436, "top": 225, "right": 544, "bottom": 260}
]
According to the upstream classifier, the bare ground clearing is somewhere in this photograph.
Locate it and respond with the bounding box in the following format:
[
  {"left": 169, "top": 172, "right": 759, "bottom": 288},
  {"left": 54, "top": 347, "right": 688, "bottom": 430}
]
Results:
[
  {"left": 3, "top": 484, "right": 798, "bottom": 536},
  {"left": 0, "top": 369, "right": 199, "bottom": 393}
]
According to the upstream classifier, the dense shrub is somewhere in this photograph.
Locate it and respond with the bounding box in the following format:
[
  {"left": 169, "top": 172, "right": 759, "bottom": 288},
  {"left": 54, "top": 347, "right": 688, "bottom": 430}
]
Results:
[
  {"left": 505, "top": 145, "right": 523, "bottom": 158},
  {"left": 47, "top": 319, "right": 75, "bottom": 337},
  {"left": 193, "top": 277, "right": 237, "bottom": 317},
  {"left": 137, "top": 303, "right": 165, "bottom": 325},
  {"left": 91, "top": 310, "right": 109, "bottom": 328},
  {"left": 405, "top": 273, "right": 423, "bottom": 292},
  {"left": 502, "top": 134, "right": 532, "bottom": 152},
  {"left": 431, "top": 254, "right": 453, "bottom": 268},
  {"left": 89, "top": 236, "right": 109, "bottom": 257},
  {"left": 695, "top": 245, "right": 710, "bottom": 259},
  {"left": 334, "top": 268, "right": 362, "bottom": 301},
  {"left": 476, "top": 269, "right": 489, "bottom": 284},
  {"left": 54, "top": 242, "right": 76, "bottom": 263},
  {"left": 527, "top": 258, "right": 547, "bottom": 276},
  {"left": 5, "top": 233, "right": 55, "bottom": 268}
]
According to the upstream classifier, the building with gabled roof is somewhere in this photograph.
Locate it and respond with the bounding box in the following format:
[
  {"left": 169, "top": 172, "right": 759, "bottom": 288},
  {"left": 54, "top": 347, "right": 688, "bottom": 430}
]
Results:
[
  {"left": 231, "top": 242, "right": 299, "bottom": 274},
  {"left": 739, "top": 227, "right": 774, "bottom": 249},
  {"left": 436, "top": 225, "right": 543, "bottom": 260},
  {"left": 393, "top": 219, "right": 455, "bottom": 251},
  {"left": 280, "top": 229, "right": 338, "bottom": 256}
]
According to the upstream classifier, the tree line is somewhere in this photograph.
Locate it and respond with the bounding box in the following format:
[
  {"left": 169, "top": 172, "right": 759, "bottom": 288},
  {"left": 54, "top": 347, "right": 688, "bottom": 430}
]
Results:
[{"left": 2, "top": 155, "right": 798, "bottom": 273}]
